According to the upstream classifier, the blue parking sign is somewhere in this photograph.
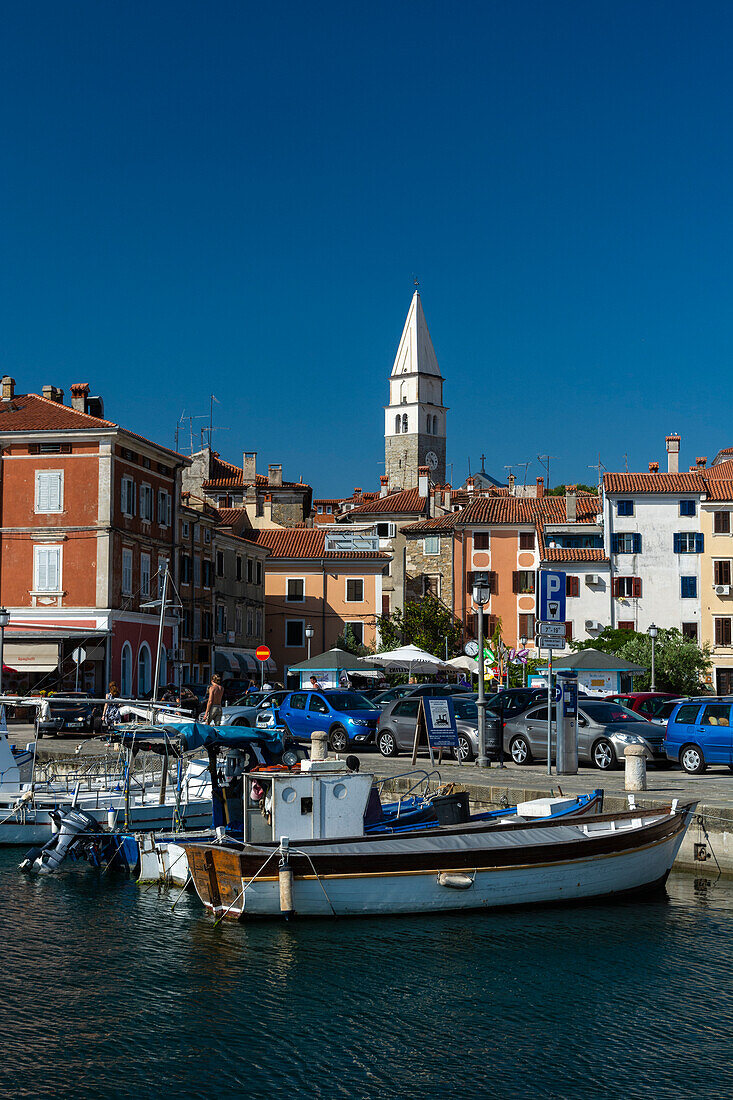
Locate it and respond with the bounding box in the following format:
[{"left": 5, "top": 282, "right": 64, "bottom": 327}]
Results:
[{"left": 539, "top": 570, "right": 566, "bottom": 623}]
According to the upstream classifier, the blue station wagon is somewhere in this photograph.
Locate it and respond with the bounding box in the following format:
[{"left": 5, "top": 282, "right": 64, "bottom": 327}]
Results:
[
  {"left": 665, "top": 699, "right": 733, "bottom": 774},
  {"left": 277, "top": 690, "right": 381, "bottom": 753}
]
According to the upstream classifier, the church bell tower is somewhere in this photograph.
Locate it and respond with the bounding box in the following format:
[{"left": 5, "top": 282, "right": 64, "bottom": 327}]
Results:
[{"left": 384, "top": 290, "right": 447, "bottom": 489}]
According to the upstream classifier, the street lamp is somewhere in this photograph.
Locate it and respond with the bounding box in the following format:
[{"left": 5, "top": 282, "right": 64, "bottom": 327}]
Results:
[
  {"left": 305, "top": 623, "right": 315, "bottom": 660},
  {"left": 648, "top": 623, "right": 658, "bottom": 692},
  {"left": 0, "top": 608, "right": 9, "bottom": 701},
  {"left": 472, "top": 574, "right": 491, "bottom": 768},
  {"left": 520, "top": 635, "right": 528, "bottom": 688}
]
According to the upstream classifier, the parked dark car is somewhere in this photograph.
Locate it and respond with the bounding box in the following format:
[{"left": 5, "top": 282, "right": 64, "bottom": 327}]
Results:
[
  {"left": 376, "top": 694, "right": 484, "bottom": 759},
  {"left": 35, "top": 692, "right": 101, "bottom": 737},
  {"left": 372, "top": 683, "right": 473, "bottom": 708},
  {"left": 278, "top": 690, "right": 381, "bottom": 752},
  {"left": 485, "top": 688, "right": 546, "bottom": 719}
]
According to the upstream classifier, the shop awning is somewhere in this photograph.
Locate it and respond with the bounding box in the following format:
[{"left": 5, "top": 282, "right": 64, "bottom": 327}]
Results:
[
  {"left": 215, "top": 649, "right": 277, "bottom": 676},
  {"left": 4, "top": 642, "right": 61, "bottom": 673}
]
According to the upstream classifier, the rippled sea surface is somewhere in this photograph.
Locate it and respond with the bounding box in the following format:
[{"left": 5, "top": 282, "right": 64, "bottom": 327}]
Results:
[{"left": 1, "top": 851, "right": 731, "bottom": 1099}]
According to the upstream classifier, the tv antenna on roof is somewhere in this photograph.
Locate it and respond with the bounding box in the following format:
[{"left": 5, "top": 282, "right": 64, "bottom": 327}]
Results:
[{"left": 537, "top": 454, "right": 559, "bottom": 492}]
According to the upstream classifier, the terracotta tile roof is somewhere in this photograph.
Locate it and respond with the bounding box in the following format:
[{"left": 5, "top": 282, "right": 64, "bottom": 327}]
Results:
[
  {"left": 342, "top": 487, "right": 427, "bottom": 516},
  {"left": 216, "top": 507, "right": 250, "bottom": 527},
  {"left": 0, "top": 392, "right": 185, "bottom": 459},
  {"left": 712, "top": 448, "right": 733, "bottom": 466},
  {"left": 603, "top": 472, "right": 705, "bottom": 493},
  {"left": 402, "top": 514, "right": 457, "bottom": 534},
  {"left": 242, "top": 528, "right": 389, "bottom": 561},
  {"left": 203, "top": 452, "right": 310, "bottom": 491},
  {"left": 542, "top": 547, "right": 609, "bottom": 563},
  {"left": 455, "top": 494, "right": 601, "bottom": 526},
  {"left": 703, "top": 479, "right": 733, "bottom": 502},
  {"left": 704, "top": 459, "right": 733, "bottom": 479}
]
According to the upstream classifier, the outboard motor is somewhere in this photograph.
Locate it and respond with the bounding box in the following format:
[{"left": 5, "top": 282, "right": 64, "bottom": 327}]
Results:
[{"left": 20, "top": 807, "right": 100, "bottom": 874}]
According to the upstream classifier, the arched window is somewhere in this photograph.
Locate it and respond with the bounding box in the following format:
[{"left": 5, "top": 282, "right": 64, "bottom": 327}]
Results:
[
  {"left": 120, "top": 642, "right": 132, "bottom": 698},
  {"left": 137, "top": 643, "right": 152, "bottom": 697},
  {"left": 402, "top": 413, "right": 408, "bottom": 433},
  {"left": 432, "top": 415, "right": 439, "bottom": 434},
  {"left": 395, "top": 414, "right": 401, "bottom": 434}
]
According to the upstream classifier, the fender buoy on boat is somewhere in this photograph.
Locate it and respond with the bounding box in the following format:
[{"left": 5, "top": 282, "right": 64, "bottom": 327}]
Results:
[{"left": 437, "top": 871, "right": 474, "bottom": 890}]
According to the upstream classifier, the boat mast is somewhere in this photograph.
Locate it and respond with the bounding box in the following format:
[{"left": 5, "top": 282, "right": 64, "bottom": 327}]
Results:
[{"left": 152, "top": 562, "right": 169, "bottom": 719}]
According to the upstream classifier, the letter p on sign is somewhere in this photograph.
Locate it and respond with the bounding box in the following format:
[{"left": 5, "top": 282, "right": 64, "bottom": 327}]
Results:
[{"left": 540, "top": 570, "right": 566, "bottom": 623}]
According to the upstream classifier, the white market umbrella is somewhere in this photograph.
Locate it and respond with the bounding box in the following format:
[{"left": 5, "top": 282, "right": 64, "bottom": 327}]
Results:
[
  {"left": 447, "top": 655, "right": 478, "bottom": 674},
  {"left": 364, "top": 644, "right": 451, "bottom": 675}
]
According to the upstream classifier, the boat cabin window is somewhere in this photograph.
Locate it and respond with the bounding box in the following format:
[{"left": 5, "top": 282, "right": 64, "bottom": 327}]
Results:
[
  {"left": 290, "top": 693, "right": 307, "bottom": 710},
  {"left": 309, "top": 694, "right": 329, "bottom": 713}
]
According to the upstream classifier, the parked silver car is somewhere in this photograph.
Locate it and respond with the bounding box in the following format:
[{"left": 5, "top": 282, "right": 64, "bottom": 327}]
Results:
[
  {"left": 376, "top": 695, "right": 479, "bottom": 758},
  {"left": 504, "top": 699, "right": 661, "bottom": 770},
  {"left": 221, "top": 690, "right": 290, "bottom": 727}
]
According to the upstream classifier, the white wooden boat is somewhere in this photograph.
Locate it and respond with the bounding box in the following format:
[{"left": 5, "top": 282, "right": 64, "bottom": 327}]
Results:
[{"left": 179, "top": 758, "right": 696, "bottom": 921}]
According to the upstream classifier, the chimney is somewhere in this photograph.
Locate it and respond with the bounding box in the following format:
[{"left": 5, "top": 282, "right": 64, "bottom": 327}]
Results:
[
  {"left": 242, "top": 452, "right": 257, "bottom": 483},
  {"left": 353, "top": 487, "right": 362, "bottom": 503},
  {"left": 379, "top": 475, "right": 389, "bottom": 498},
  {"left": 268, "top": 463, "right": 283, "bottom": 487},
  {"left": 507, "top": 473, "right": 516, "bottom": 495},
  {"left": 689, "top": 465, "right": 698, "bottom": 472},
  {"left": 696, "top": 456, "right": 707, "bottom": 469},
  {"left": 666, "top": 433, "right": 681, "bottom": 473},
  {"left": 263, "top": 492, "right": 273, "bottom": 524},
  {"left": 70, "top": 382, "right": 90, "bottom": 413},
  {"left": 443, "top": 483, "right": 452, "bottom": 509},
  {"left": 418, "top": 465, "right": 429, "bottom": 498},
  {"left": 536, "top": 476, "right": 545, "bottom": 499},
  {"left": 649, "top": 461, "right": 659, "bottom": 473},
  {"left": 565, "top": 484, "right": 577, "bottom": 523},
  {"left": 1, "top": 376, "right": 15, "bottom": 401},
  {"left": 42, "top": 385, "right": 64, "bottom": 404},
  {"left": 466, "top": 476, "right": 475, "bottom": 495}
]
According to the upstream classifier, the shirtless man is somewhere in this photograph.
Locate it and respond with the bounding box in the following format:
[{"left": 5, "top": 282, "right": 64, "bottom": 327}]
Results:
[{"left": 203, "top": 673, "right": 224, "bottom": 725}]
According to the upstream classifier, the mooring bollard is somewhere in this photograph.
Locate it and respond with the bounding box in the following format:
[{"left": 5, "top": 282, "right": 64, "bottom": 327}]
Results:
[
  {"left": 624, "top": 744, "right": 647, "bottom": 791},
  {"left": 311, "top": 729, "right": 328, "bottom": 762}
]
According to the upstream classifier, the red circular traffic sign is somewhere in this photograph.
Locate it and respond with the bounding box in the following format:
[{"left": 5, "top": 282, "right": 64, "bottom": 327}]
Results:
[{"left": 255, "top": 645, "right": 271, "bottom": 662}]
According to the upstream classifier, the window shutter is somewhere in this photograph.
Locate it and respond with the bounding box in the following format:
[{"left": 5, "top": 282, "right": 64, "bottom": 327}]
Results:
[
  {"left": 46, "top": 548, "right": 59, "bottom": 591},
  {"left": 673, "top": 533, "right": 681, "bottom": 553},
  {"left": 489, "top": 571, "right": 498, "bottom": 595},
  {"left": 466, "top": 570, "right": 474, "bottom": 594},
  {"left": 36, "top": 548, "right": 47, "bottom": 591},
  {"left": 716, "top": 618, "right": 724, "bottom": 645},
  {"left": 564, "top": 621, "right": 573, "bottom": 640},
  {"left": 632, "top": 577, "right": 642, "bottom": 598},
  {"left": 612, "top": 534, "right": 620, "bottom": 554},
  {"left": 632, "top": 533, "right": 642, "bottom": 553},
  {"left": 512, "top": 571, "right": 519, "bottom": 594},
  {"left": 611, "top": 577, "right": 620, "bottom": 597},
  {"left": 696, "top": 533, "right": 704, "bottom": 553}
]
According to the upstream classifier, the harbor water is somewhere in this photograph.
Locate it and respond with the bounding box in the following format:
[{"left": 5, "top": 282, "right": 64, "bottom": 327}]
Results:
[{"left": 1, "top": 850, "right": 732, "bottom": 1099}]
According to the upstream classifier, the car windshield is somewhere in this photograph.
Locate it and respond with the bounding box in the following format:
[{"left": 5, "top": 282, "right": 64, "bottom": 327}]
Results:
[
  {"left": 326, "top": 692, "right": 378, "bottom": 711},
  {"left": 581, "top": 702, "right": 645, "bottom": 724}
]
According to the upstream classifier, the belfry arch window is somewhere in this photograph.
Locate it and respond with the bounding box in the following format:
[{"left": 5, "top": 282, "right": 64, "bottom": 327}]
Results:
[
  {"left": 395, "top": 415, "right": 401, "bottom": 434},
  {"left": 402, "top": 413, "right": 408, "bottom": 433}
]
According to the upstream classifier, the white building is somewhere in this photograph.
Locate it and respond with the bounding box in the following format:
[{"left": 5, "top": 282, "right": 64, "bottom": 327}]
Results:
[{"left": 603, "top": 437, "right": 705, "bottom": 642}]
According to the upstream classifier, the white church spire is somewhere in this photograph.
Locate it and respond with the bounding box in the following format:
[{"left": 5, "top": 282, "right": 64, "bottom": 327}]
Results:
[{"left": 390, "top": 290, "right": 443, "bottom": 378}]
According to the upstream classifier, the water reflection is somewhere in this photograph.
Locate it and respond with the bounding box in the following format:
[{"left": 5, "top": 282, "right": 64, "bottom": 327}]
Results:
[{"left": 1, "top": 855, "right": 732, "bottom": 1099}]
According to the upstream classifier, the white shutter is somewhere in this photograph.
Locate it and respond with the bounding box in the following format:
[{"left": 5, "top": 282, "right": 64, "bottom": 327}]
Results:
[
  {"left": 166, "top": 493, "right": 172, "bottom": 526},
  {"left": 35, "top": 471, "right": 62, "bottom": 513},
  {"left": 47, "top": 548, "right": 59, "bottom": 591},
  {"left": 35, "top": 546, "right": 60, "bottom": 591}
]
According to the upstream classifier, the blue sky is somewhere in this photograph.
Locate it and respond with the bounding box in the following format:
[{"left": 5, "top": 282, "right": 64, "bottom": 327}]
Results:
[{"left": 2, "top": 2, "right": 733, "bottom": 494}]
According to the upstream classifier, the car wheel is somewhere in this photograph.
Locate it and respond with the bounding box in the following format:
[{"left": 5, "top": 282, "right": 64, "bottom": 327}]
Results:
[
  {"left": 232, "top": 717, "right": 252, "bottom": 727},
  {"left": 510, "top": 735, "right": 532, "bottom": 765},
  {"left": 329, "top": 725, "right": 349, "bottom": 753},
  {"left": 592, "top": 738, "right": 617, "bottom": 771},
  {"left": 453, "top": 734, "right": 474, "bottom": 762},
  {"left": 680, "top": 744, "right": 706, "bottom": 775},
  {"left": 377, "top": 729, "right": 399, "bottom": 757}
]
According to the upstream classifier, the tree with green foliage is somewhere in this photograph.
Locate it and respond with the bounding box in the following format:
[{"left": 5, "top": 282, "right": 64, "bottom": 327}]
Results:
[
  {"left": 333, "top": 623, "right": 370, "bottom": 657},
  {"left": 377, "top": 596, "right": 463, "bottom": 659},
  {"left": 546, "top": 483, "right": 597, "bottom": 496},
  {"left": 570, "top": 627, "right": 711, "bottom": 695}
]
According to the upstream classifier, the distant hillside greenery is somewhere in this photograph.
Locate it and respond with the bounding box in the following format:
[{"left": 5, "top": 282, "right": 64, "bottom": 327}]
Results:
[
  {"left": 570, "top": 627, "right": 711, "bottom": 695},
  {"left": 546, "top": 483, "right": 597, "bottom": 496}
]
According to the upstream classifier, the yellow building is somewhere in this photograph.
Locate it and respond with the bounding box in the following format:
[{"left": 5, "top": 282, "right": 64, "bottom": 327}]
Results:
[{"left": 701, "top": 482, "right": 733, "bottom": 693}]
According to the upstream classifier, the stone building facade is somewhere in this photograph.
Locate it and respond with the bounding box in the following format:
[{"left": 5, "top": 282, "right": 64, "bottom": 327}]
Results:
[{"left": 182, "top": 447, "right": 311, "bottom": 528}]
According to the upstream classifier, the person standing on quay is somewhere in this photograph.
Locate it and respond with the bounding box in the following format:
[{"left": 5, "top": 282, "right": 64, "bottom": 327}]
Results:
[{"left": 203, "top": 673, "right": 224, "bottom": 725}]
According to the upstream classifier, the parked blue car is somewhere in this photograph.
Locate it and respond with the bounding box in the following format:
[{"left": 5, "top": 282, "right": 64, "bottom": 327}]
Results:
[
  {"left": 277, "top": 690, "right": 381, "bottom": 753},
  {"left": 665, "top": 698, "right": 733, "bottom": 774}
]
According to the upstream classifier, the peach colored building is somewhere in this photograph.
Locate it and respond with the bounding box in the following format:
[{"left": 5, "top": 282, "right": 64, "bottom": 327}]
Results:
[{"left": 242, "top": 527, "right": 389, "bottom": 678}]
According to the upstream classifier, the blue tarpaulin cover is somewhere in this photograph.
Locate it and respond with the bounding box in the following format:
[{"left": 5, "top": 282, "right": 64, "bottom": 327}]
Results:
[{"left": 111, "top": 721, "right": 283, "bottom": 754}]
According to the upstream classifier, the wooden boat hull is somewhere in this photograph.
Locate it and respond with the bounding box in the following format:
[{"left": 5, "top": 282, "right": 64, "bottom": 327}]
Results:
[{"left": 182, "top": 803, "right": 695, "bottom": 920}]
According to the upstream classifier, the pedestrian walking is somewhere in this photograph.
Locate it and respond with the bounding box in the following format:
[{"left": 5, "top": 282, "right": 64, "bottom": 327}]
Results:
[
  {"left": 203, "top": 673, "right": 224, "bottom": 725},
  {"left": 309, "top": 675, "right": 323, "bottom": 691},
  {"left": 102, "top": 682, "right": 122, "bottom": 729}
]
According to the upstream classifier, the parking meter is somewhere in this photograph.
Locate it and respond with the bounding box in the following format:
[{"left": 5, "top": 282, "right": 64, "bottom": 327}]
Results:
[{"left": 556, "top": 670, "right": 578, "bottom": 775}]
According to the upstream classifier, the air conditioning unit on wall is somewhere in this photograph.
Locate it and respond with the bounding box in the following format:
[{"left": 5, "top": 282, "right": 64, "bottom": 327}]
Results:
[
  {"left": 585, "top": 574, "right": 600, "bottom": 585},
  {"left": 715, "top": 584, "right": 731, "bottom": 596},
  {"left": 585, "top": 620, "right": 604, "bottom": 631}
]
